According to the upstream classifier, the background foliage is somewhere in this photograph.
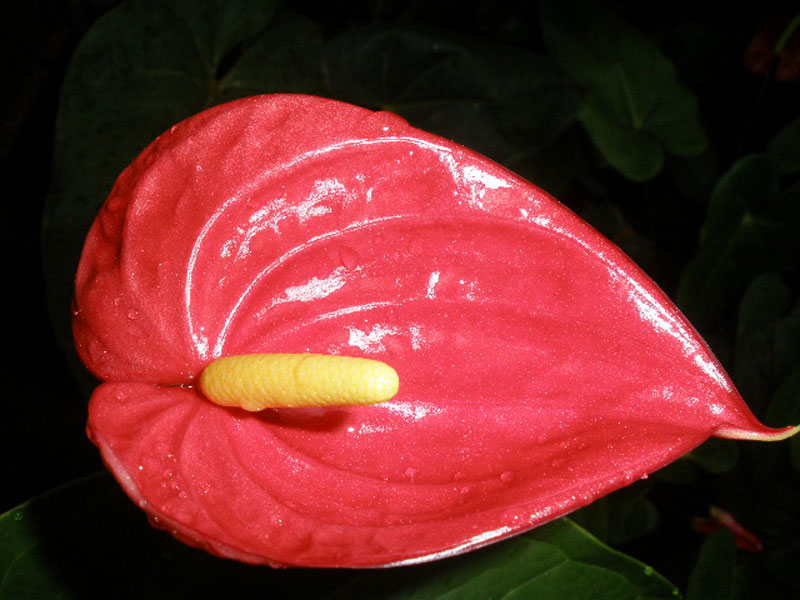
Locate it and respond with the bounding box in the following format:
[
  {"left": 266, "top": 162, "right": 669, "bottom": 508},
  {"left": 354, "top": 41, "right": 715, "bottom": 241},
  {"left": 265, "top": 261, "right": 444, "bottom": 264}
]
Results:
[{"left": 2, "top": 1, "right": 799, "bottom": 598}]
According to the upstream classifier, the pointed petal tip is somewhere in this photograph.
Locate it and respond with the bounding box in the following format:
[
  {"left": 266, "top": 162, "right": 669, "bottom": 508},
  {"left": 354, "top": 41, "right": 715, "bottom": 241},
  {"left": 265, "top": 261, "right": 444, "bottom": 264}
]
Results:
[{"left": 715, "top": 423, "right": 800, "bottom": 442}]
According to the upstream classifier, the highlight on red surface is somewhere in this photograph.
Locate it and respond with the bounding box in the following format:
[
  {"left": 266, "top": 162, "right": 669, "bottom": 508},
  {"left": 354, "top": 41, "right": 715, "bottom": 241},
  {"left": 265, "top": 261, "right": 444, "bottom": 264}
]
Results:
[{"left": 73, "top": 94, "right": 798, "bottom": 568}]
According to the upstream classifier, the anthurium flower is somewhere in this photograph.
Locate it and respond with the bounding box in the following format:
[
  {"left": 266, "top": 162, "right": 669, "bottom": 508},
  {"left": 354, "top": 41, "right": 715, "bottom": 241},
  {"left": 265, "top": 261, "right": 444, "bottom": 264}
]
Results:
[{"left": 73, "top": 94, "right": 798, "bottom": 568}]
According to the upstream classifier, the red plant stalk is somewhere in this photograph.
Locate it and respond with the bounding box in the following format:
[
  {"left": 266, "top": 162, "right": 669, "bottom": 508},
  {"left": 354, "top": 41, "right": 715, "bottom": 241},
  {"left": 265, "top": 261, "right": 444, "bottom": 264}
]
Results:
[
  {"left": 73, "top": 95, "right": 798, "bottom": 568},
  {"left": 692, "top": 507, "right": 764, "bottom": 552}
]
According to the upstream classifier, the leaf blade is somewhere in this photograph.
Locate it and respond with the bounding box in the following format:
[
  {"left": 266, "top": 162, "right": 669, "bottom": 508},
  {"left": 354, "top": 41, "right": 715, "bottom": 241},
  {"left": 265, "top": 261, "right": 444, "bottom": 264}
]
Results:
[
  {"left": 541, "top": 0, "right": 707, "bottom": 180},
  {"left": 325, "top": 519, "right": 679, "bottom": 600}
]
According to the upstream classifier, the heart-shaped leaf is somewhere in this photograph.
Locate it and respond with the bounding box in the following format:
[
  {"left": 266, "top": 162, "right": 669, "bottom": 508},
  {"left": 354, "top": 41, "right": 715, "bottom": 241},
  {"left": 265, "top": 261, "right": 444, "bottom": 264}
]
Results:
[
  {"left": 686, "top": 530, "right": 738, "bottom": 600},
  {"left": 541, "top": 0, "right": 707, "bottom": 181},
  {"left": 735, "top": 273, "right": 800, "bottom": 412},
  {"left": 677, "top": 155, "right": 800, "bottom": 329},
  {"left": 0, "top": 473, "right": 356, "bottom": 599},
  {"left": 767, "top": 367, "right": 800, "bottom": 471},
  {"left": 685, "top": 438, "right": 739, "bottom": 474},
  {"left": 326, "top": 518, "right": 678, "bottom": 599},
  {"left": 73, "top": 95, "right": 796, "bottom": 567},
  {"left": 324, "top": 25, "right": 580, "bottom": 164},
  {"left": 572, "top": 489, "right": 659, "bottom": 547},
  {"left": 766, "top": 116, "right": 800, "bottom": 175}
]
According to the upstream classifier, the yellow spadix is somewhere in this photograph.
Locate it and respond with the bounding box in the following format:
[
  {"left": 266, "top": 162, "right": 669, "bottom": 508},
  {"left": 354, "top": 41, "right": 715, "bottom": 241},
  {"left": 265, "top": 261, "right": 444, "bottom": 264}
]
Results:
[{"left": 199, "top": 353, "right": 399, "bottom": 411}]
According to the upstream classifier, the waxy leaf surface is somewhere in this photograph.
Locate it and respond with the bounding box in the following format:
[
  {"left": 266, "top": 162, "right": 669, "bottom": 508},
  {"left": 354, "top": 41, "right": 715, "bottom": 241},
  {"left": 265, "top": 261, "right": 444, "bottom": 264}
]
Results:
[{"left": 73, "top": 94, "right": 793, "bottom": 567}]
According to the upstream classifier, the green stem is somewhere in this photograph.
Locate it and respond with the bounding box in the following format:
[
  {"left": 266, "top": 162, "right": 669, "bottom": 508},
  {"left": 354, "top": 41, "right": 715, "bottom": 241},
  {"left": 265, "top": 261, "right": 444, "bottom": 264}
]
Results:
[
  {"left": 773, "top": 13, "right": 800, "bottom": 54},
  {"left": 716, "top": 423, "right": 800, "bottom": 442}
]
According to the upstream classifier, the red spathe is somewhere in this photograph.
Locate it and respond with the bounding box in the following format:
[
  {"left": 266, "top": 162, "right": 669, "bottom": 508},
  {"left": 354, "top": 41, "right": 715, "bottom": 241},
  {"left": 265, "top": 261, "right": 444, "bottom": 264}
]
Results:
[{"left": 74, "top": 94, "right": 792, "bottom": 567}]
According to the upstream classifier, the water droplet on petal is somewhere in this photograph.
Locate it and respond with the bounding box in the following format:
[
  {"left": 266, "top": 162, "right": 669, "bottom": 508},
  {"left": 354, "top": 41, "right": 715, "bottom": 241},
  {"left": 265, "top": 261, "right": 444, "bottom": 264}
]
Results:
[
  {"left": 500, "top": 471, "right": 514, "bottom": 484},
  {"left": 368, "top": 110, "right": 407, "bottom": 133},
  {"left": 270, "top": 515, "right": 284, "bottom": 527},
  {"left": 504, "top": 509, "right": 525, "bottom": 522},
  {"left": 338, "top": 246, "right": 359, "bottom": 270}
]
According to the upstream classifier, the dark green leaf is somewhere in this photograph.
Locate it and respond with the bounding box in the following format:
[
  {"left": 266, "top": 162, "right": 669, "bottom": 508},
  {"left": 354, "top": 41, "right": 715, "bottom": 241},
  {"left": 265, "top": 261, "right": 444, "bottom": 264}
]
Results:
[
  {"left": 577, "top": 92, "right": 664, "bottom": 180},
  {"left": 735, "top": 273, "right": 800, "bottom": 412},
  {"left": 686, "top": 438, "right": 739, "bottom": 474},
  {"left": 327, "top": 519, "right": 679, "bottom": 600},
  {"left": 667, "top": 150, "right": 719, "bottom": 204},
  {"left": 789, "top": 429, "right": 800, "bottom": 473},
  {"left": 686, "top": 530, "right": 739, "bottom": 600},
  {"left": 767, "top": 367, "right": 800, "bottom": 471},
  {"left": 41, "top": 0, "right": 323, "bottom": 383},
  {"left": 654, "top": 458, "right": 698, "bottom": 484},
  {"left": 767, "top": 116, "right": 800, "bottom": 175},
  {"left": 1, "top": 477, "right": 680, "bottom": 600},
  {"left": 572, "top": 486, "right": 659, "bottom": 546},
  {"left": 541, "top": 0, "right": 707, "bottom": 181},
  {"left": 0, "top": 474, "right": 357, "bottom": 599},
  {"left": 677, "top": 155, "right": 800, "bottom": 328},
  {"left": 163, "top": 0, "right": 279, "bottom": 72},
  {"left": 511, "top": 124, "right": 607, "bottom": 198},
  {"left": 698, "top": 155, "right": 781, "bottom": 247},
  {"left": 218, "top": 9, "right": 324, "bottom": 100},
  {"left": 767, "top": 366, "right": 800, "bottom": 426},
  {"left": 579, "top": 200, "right": 658, "bottom": 272},
  {"left": 324, "top": 25, "right": 580, "bottom": 164}
]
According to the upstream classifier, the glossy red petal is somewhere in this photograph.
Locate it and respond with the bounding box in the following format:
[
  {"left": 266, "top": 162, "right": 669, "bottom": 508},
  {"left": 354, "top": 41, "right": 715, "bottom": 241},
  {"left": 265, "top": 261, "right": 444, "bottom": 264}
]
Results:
[
  {"left": 75, "top": 95, "right": 796, "bottom": 567},
  {"left": 88, "top": 380, "right": 702, "bottom": 568}
]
